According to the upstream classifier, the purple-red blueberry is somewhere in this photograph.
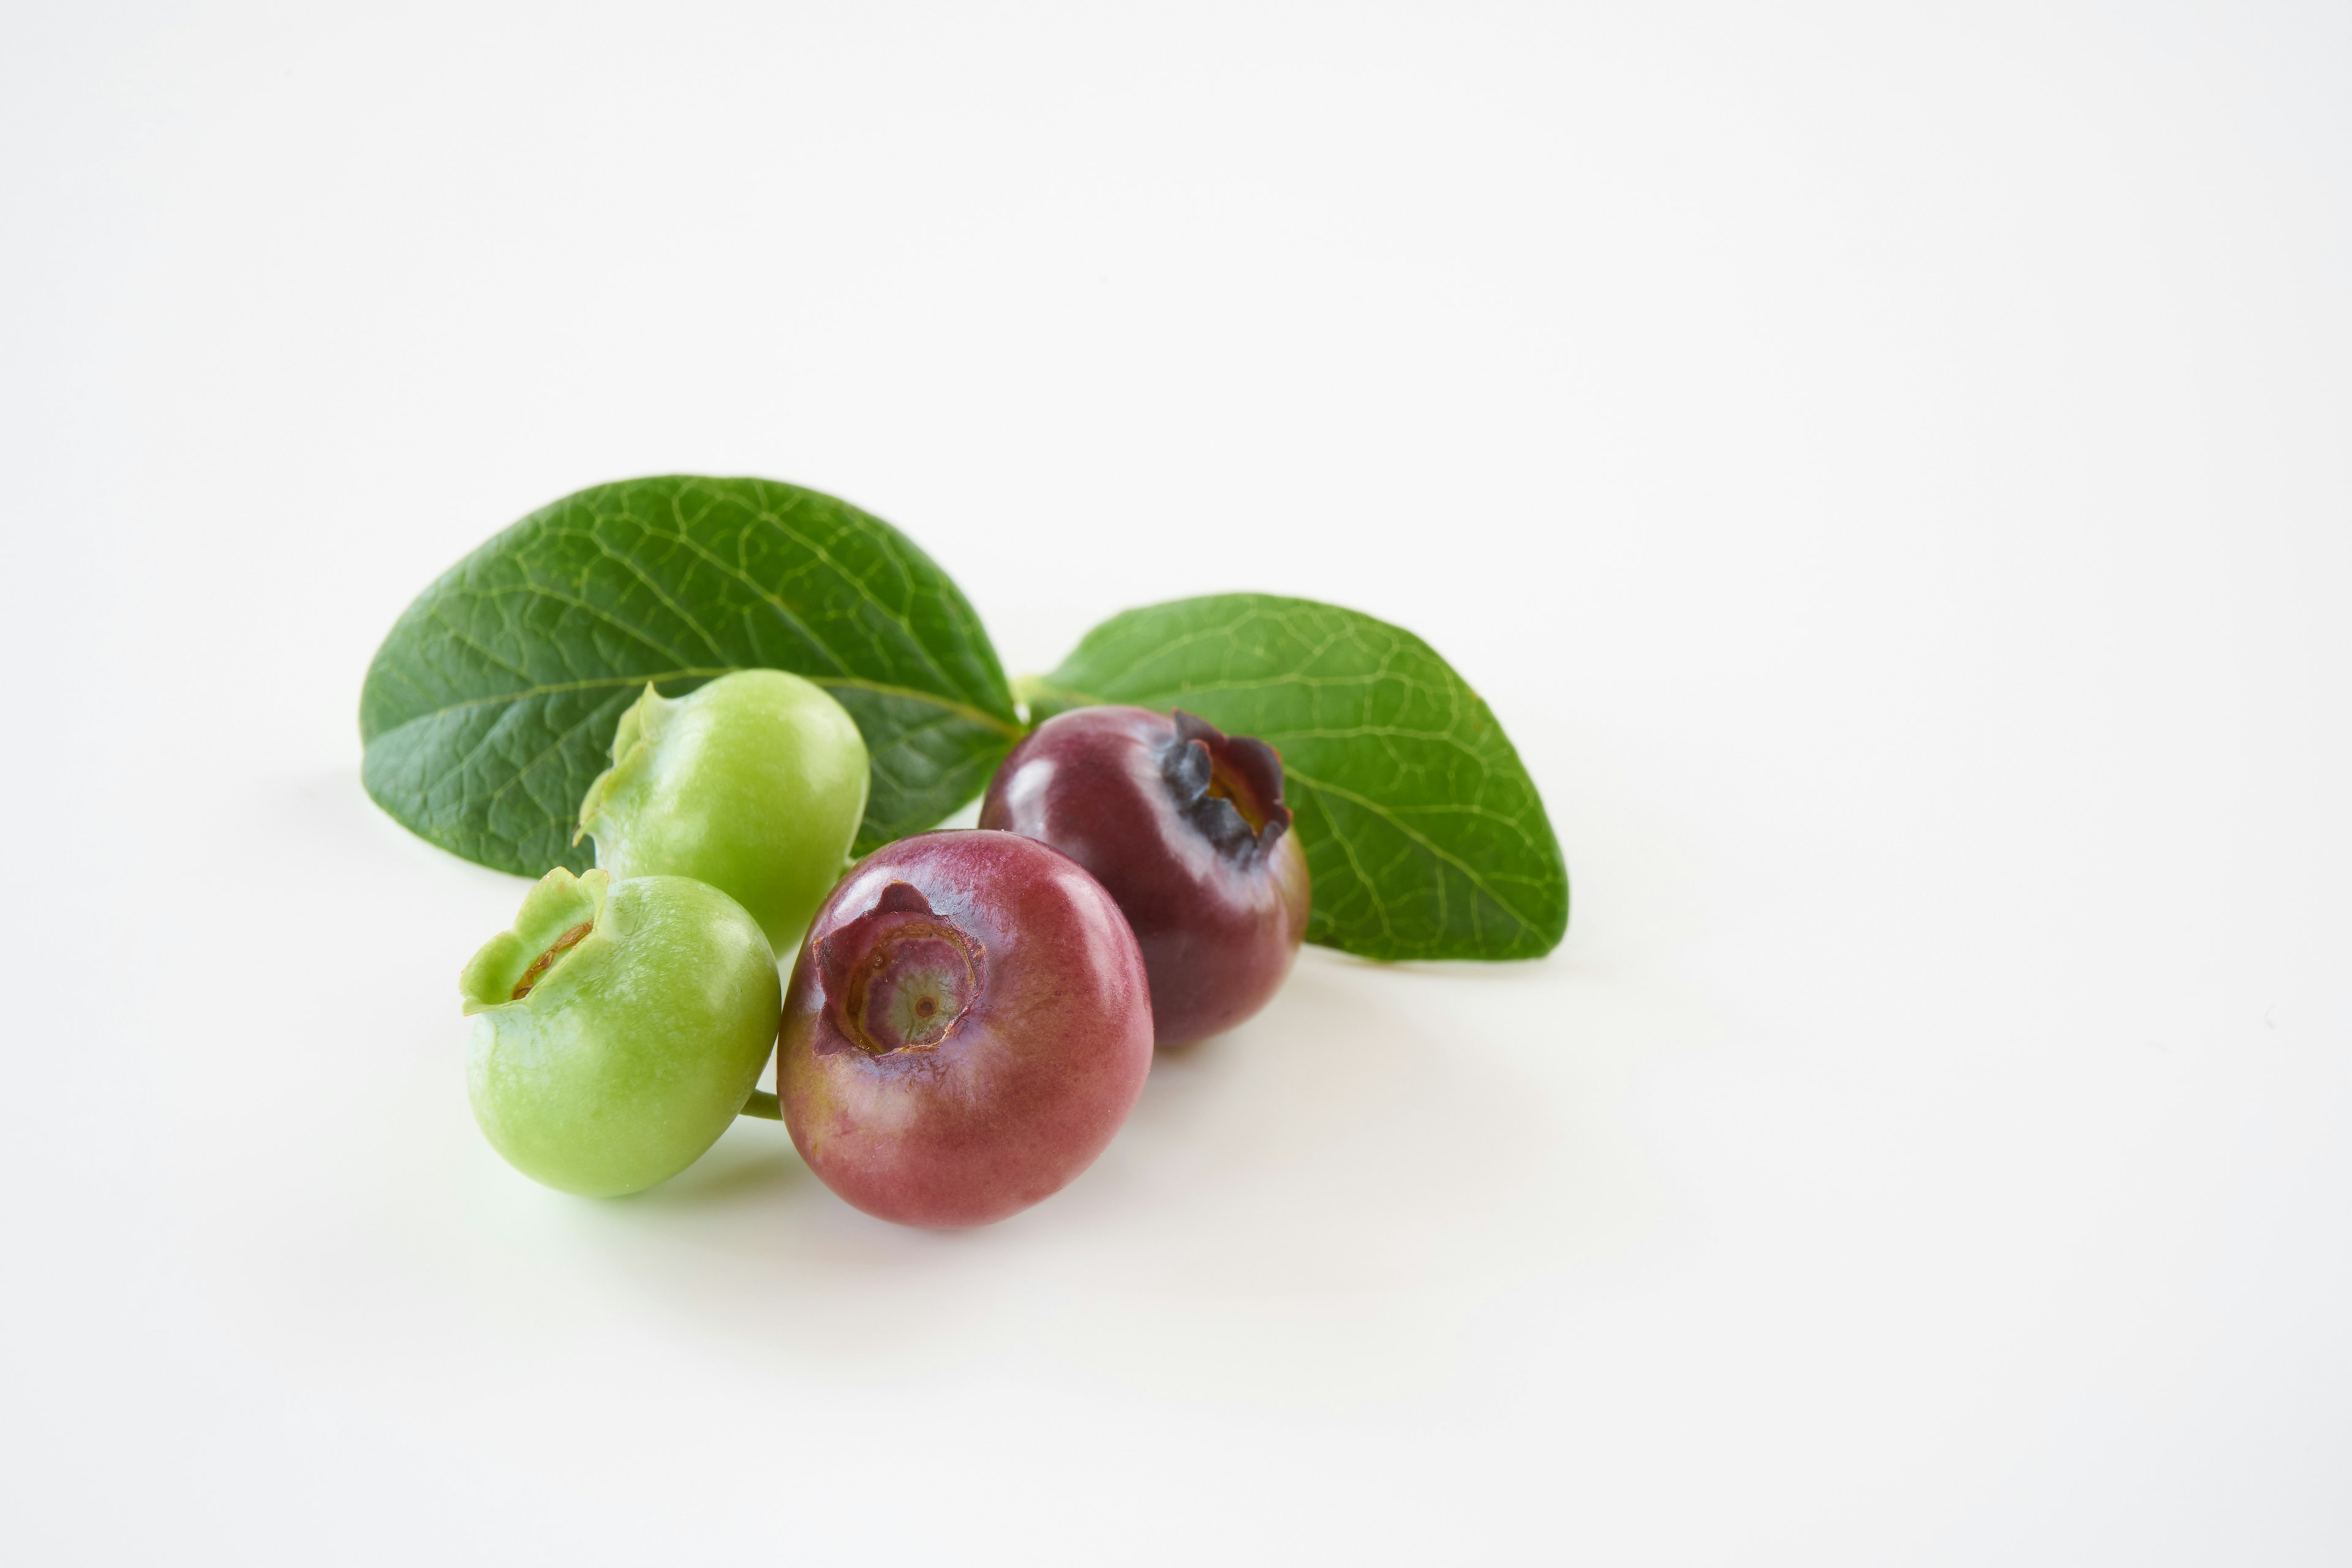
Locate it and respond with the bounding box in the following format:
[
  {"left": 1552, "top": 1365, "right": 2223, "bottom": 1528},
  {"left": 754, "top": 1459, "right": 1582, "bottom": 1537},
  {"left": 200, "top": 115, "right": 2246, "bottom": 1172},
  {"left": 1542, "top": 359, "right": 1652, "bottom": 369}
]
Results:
[
  {"left": 776, "top": 830, "right": 1153, "bottom": 1228},
  {"left": 979, "top": 707, "right": 1311, "bottom": 1047}
]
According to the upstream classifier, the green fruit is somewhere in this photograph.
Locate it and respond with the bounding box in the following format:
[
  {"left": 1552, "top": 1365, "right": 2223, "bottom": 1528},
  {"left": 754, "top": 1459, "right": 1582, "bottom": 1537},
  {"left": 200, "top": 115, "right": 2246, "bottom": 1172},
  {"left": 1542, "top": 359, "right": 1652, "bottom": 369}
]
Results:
[
  {"left": 460, "top": 868, "right": 782, "bottom": 1196},
  {"left": 576, "top": 671, "right": 870, "bottom": 957}
]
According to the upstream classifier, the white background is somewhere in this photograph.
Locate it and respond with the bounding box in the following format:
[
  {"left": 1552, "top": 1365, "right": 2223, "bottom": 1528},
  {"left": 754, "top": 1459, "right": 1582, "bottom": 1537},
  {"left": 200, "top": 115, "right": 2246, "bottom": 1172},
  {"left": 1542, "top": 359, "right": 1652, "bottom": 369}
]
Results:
[{"left": 4, "top": 3, "right": 2347, "bottom": 1562}]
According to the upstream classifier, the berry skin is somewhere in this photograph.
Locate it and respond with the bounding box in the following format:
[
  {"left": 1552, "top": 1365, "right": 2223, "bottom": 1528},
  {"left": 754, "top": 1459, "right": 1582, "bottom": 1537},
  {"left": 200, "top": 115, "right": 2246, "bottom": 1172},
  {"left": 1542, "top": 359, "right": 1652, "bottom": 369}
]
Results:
[
  {"left": 981, "top": 707, "right": 1310, "bottom": 1046},
  {"left": 461, "top": 868, "right": 782, "bottom": 1196},
  {"left": 778, "top": 831, "right": 1153, "bottom": 1227},
  {"left": 577, "top": 670, "right": 869, "bottom": 958}
]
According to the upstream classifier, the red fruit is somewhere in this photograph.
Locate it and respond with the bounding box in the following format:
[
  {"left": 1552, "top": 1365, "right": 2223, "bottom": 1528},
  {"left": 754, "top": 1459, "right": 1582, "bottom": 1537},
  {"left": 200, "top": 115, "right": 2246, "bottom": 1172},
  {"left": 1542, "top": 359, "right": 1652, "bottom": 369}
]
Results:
[
  {"left": 979, "top": 707, "right": 1311, "bottom": 1047},
  {"left": 777, "top": 830, "right": 1153, "bottom": 1228}
]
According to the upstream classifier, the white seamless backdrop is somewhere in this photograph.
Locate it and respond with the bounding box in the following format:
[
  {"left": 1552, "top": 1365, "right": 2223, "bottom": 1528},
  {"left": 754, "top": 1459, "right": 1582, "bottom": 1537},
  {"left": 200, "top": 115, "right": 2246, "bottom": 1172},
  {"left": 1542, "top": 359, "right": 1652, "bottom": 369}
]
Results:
[{"left": 2, "top": 4, "right": 2346, "bottom": 1564}]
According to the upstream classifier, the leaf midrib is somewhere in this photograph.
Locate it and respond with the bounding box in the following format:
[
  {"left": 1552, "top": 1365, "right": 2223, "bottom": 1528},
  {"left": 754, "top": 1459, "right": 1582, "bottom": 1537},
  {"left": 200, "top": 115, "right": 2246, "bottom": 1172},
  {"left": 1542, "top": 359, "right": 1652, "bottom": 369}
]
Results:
[{"left": 395, "top": 484, "right": 1009, "bottom": 731}]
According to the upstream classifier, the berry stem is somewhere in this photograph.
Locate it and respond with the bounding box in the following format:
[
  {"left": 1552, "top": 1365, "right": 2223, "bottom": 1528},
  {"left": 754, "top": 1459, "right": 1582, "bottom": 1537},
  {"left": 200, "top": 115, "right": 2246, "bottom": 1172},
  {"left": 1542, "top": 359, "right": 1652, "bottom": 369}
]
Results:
[{"left": 739, "top": 1090, "right": 782, "bottom": 1121}]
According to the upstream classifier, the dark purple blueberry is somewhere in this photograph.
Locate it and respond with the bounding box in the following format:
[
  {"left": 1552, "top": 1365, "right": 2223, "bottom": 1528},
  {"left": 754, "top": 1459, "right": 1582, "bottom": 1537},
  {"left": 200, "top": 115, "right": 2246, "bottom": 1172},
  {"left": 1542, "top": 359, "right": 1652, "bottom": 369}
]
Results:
[{"left": 979, "top": 707, "right": 1310, "bottom": 1047}]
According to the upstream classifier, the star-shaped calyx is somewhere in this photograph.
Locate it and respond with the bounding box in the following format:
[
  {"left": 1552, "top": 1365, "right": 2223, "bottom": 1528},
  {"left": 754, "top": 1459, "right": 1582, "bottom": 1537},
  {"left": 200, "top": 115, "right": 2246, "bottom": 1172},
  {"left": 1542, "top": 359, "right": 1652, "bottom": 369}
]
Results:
[{"left": 813, "top": 881, "right": 986, "bottom": 1057}]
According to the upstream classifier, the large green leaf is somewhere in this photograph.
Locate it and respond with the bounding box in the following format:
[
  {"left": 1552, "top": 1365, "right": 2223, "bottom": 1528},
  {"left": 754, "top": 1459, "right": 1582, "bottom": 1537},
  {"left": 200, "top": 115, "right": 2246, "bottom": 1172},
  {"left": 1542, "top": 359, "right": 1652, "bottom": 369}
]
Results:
[
  {"left": 361, "top": 476, "right": 1020, "bottom": 876},
  {"left": 1022, "top": 595, "right": 1567, "bottom": 961}
]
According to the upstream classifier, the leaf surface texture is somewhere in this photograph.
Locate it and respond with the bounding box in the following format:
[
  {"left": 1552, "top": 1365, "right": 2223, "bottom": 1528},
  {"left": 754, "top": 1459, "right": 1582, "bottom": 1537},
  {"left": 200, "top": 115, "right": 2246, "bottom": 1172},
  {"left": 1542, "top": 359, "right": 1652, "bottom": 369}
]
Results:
[
  {"left": 360, "top": 477, "right": 1019, "bottom": 876},
  {"left": 1030, "top": 595, "right": 1568, "bottom": 960}
]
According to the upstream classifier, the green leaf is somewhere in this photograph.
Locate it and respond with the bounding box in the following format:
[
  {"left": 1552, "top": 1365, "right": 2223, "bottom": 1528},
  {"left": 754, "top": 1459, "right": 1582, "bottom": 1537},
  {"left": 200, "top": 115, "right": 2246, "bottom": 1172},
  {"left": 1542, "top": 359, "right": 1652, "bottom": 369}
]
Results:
[
  {"left": 1024, "top": 595, "right": 1568, "bottom": 962},
  {"left": 361, "top": 476, "right": 1021, "bottom": 876}
]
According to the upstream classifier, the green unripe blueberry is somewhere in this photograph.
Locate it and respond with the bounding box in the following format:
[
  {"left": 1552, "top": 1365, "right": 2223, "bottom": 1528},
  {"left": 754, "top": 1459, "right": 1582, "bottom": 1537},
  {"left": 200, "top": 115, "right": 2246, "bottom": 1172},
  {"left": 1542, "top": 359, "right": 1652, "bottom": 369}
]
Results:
[
  {"left": 460, "top": 867, "right": 782, "bottom": 1196},
  {"left": 576, "top": 671, "right": 870, "bottom": 956}
]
